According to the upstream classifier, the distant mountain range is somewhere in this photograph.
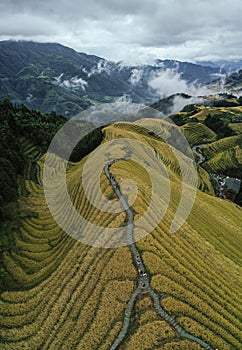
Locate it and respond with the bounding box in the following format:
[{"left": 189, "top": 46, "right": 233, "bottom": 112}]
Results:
[
  {"left": 0, "top": 40, "right": 241, "bottom": 117},
  {"left": 197, "top": 60, "right": 242, "bottom": 72}
]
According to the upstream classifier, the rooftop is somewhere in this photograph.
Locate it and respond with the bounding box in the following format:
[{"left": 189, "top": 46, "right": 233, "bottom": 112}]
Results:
[{"left": 224, "top": 177, "right": 241, "bottom": 194}]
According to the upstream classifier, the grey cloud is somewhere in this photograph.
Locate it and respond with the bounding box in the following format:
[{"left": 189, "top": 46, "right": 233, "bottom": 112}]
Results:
[
  {"left": 0, "top": 0, "right": 242, "bottom": 63},
  {"left": 0, "top": 13, "right": 60, "bottom": 36}
]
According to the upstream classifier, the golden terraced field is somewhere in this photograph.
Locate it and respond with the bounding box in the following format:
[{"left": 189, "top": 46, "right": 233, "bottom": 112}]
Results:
[
  {"left": 200, "top": 135, "right": 242, "bottom": 175},
  {"left": 0, "top": 120, "right": 241, "bottom": 349},
  {"left": 180, "top": 122, "right": 217, "bottom": 147}
]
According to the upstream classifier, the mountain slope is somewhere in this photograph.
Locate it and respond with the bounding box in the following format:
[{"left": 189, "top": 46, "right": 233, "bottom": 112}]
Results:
[
  {"left": 0, "top": 40, "right": 226, "bottom": 117},
  {"left": 180, "top": 122, "right": 217, "bottom": 147},
  {"left": 0, "top": 117, "right": 241, "bottom": 350},
  {"left": 0, "top": 41, "right": 150, "bottom": 116},
  {"left": 224, "top": 69, "right": 242, "bottom": 93},
  {"left": 197, "top": 59, "right": 242, "bottom": 72},
  {"left": 155, "top": 59, "right": 223, "bottom": 84}
]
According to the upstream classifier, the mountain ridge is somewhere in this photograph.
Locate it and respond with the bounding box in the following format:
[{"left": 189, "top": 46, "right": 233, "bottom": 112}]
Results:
[{"left": 1, "top": 40, "right": 240, "bottom": 117}]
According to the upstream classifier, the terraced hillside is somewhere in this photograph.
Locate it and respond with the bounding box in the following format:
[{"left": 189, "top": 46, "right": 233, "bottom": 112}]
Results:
[
  {"left": 200, "top": 135, "right": 242, "bottom": 177},
  {"left": 173, "top": 103, "right": 242, "bottom": 200},
  {"left": 202, "top": 145, "right": 242, "bottom": 176},
  {"left": 200, "top": 135, "right": 242, "bottom": 160},
  {"left": 1, "top": 119, "right": 241, "bottom": 350},
  {"left": 180, "top": 122, "right": 217, "bottom": 147},
  {"left": 170, "top": 101, "right": 242, "bottom": 125},
  {"left": 229, "top": 121, "right": 242, "bottom": 135}
]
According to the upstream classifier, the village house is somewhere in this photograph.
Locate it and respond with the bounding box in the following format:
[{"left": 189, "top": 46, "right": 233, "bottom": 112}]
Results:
[{"left": 223, "top": 177, "right": 241, "bottom": 201}]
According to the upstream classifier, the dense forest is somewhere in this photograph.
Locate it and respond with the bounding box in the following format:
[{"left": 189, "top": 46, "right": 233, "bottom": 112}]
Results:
[
  {"left": 0, "top": 100, "right": 105, "bottom": 223},
  {"left": 0, "top": 99, "right": 66, "bottom": 217}
]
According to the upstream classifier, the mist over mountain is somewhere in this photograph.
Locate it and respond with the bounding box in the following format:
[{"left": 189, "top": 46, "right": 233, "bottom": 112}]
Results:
[
  {"left": 1, "top": 40, "right": 240, "bottom": 117},
  {"left": 224, "top": 69, "right": 242, "bottom": 92}
]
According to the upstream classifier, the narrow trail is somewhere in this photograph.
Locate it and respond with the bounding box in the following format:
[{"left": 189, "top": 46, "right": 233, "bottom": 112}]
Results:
[
  {"left": 192, "top": 143, "right": 225, "bottom": 197},
  {"left": 192, "top": 144, "right": 206, "bottom": 165},
  {"left": 105, "top": 159, "right": 214, "bottom": 350}
]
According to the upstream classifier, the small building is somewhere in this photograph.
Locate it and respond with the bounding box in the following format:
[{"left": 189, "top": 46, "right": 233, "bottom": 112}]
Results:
[{"left": 223, "top": 177, "right": 241, "bottom": 201}]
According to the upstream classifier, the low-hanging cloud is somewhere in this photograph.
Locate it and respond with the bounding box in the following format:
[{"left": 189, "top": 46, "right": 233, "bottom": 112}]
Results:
[
  {"left": 148, "top": 68, "right": 213, "bottom": 98},
  {"left": 148, "top": 68, "right": 219, "bottom": 114},
  {"left": 169, "top": 95, "right": 204, "bottom": 115},
  {"left": 85, "top": 60, "right": 111, "bottom": 78},
  {"left": 129, "top": 68, "right": 143, "bottom": 85},
  {"left": 54, "top": 74, "right": 88, "bottom": 90}
]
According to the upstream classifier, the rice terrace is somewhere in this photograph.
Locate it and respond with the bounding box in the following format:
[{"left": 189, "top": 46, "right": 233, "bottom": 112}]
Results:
[{"left": 0, "top": 97, "right": 242, "bottom": 349}]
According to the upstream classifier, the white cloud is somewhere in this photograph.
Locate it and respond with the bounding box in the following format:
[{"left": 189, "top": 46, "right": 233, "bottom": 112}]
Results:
[
  {"left": 71, "top": 77, "right": 88, "bottom": 90},
  {"left": 54, "top": 74, "right": 88, "bottom": 90},
  {"left": 87, "top": 60, "right": 111, "bottom": 77},
  {"left": 54, "top": 73, "right": 64, "bottom": 84},
  {"left": 129, "top": 69, "right": 143, "bottom": 85},
  {"left": 169, "top": 95, "right": 203, "bottom": 115},
  {"left": 148, "top": 68, "right": 212, "bottom": 98}
]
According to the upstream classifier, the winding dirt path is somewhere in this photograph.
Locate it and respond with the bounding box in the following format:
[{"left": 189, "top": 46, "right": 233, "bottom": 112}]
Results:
[
  {"left": 192, "top": 144, "right": 206, "bottom": 165},
  {"left": 105, "top": 159, "right": 215, "bottom": 350}
]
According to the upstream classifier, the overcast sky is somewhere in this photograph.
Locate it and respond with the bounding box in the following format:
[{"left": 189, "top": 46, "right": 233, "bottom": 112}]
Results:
[{"left": 0, "top": 0, "right": 242, "bottom": 64}]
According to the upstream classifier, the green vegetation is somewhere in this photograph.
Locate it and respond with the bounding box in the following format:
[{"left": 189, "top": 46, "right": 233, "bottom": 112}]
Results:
[
  {"left": 169, "top": 102, "right": 242, "bottom": 204},
  {"left": 200, "top": 135, "right": 242, "bottom": 159},
  {"left": 0, "top": 98, "right": 100, "bottom": 212},
  {"left": 202, "top": 145, "right": 242, "bottom": 178},
  {"left": 0, "top": 99, "right": 65, "bottom": 214},
  {"left": 0, "top": 41, "right": 150, "bottom": 117},
  {"left": 229, "top": 121, "right": 242, "bottom": 135},
  {"left": 150, "top": 93, "right": 192, "bottom": 116},
  {"left": 204, "top": 113, "right": 235, "bottom": 138},
  {"left": 180, "top": 122, "right": 217, "bottom": 147},
  {"left": 70, "top": 126, "right": 104, "bottom": 162},
  {"left": 0, "top": 99, "right": 109, "bottom": 292},
  {"left": 0, "top": 99, "right": 67, "bottom": 286},
  {"left": 199, "top": 135, "right": 242, "bottom": 180},
  {"left": 197, "top": 167, "right": 215, "bottom": 195}
]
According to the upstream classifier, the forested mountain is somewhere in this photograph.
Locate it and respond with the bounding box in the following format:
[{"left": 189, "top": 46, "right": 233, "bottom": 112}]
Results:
[{"left": 0, "top": 41, "right": 227, "bottom": 117}]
